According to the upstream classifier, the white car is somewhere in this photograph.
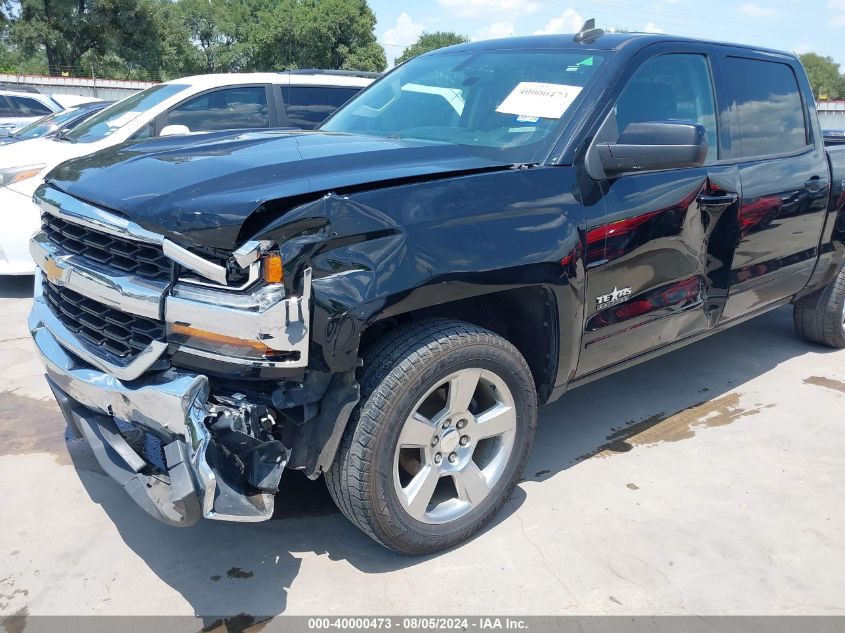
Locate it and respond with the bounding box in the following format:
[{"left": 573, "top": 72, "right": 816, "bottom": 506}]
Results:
[
  {"left": 0, "top": 90, "right": 65, "bottom": 133},
  {"left": 0, "top": 70, "right": 375, "bottom": 274}
]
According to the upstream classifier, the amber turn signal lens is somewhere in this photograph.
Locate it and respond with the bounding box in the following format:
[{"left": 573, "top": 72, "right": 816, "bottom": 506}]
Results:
[
  {"left": 168, "top": 323, "right": 274, "bottom": 355},
  {"left": 261, "top": 253, "right": 284, "bottom": 283}
]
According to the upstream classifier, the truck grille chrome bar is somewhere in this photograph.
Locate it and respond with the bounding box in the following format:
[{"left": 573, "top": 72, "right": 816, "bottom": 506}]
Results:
[
  {"left": 31, "top": 271, "right": 169, "bottom": 381},
  {"left": 35, "top": 185, "right": 231, "bottom": 286},
  {"left": 42, "top": 278, "right": 165, "bottom": 361},
  {"left": 42, "top": 213, "right": 173, "bottom": 281}
]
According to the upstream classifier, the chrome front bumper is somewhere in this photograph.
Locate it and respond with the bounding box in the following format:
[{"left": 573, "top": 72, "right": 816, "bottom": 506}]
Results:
[{"left": 30, "top": 303, "right": 281, "bottom": 525}]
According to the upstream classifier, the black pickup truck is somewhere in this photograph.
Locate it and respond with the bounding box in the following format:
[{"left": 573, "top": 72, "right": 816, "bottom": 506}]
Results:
[{"left": 29, "top": 26, "right": 845, "bottom": 554}]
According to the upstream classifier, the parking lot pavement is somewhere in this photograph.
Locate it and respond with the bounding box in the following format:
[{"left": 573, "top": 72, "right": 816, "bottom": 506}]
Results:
[{"left": 1, "top": 274, "right": 844, "bottom": 620}]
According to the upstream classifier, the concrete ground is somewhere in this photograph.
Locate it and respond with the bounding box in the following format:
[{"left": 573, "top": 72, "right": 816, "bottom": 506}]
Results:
[{"left": 1, "top": 275, "right": 844, "bottom": 619}]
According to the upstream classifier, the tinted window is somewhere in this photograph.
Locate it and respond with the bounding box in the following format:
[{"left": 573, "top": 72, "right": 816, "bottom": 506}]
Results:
[
  {"left": 282, "top": 86, "right": 361, "bottom": 129},
  {"left": 9, "top": 96, "right": 53, "bottom": 116},
  {"left": 324, "top": 50, "right": 607, "bottom": 163},
  {"left": 611, "top": 54, "right": 718, "bottom": 162},
  {"left": 168, "top": 86, "right": 269, "bottom": 132},
  {"left": 0, "top": 96, "right": 15, "bottom": 117},
  {"left": 726, "top": 57, "right": 807, "bottom": 158},
  {"left": 66, "top": 84, "right": 187, "bottom": 143}
]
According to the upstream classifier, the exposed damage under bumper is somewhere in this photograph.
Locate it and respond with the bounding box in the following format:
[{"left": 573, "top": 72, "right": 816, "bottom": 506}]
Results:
[{"left": 30, "top": 304, "right": 294, "bottom": 526}]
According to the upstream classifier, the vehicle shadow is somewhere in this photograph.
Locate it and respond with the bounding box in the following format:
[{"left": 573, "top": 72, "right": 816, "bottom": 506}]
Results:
[
  {"left": 68, "top": 305, "right": 830, "bottom": 624},
  {"left": 0, "top": 276, "right": 34, "bottom": 299}
]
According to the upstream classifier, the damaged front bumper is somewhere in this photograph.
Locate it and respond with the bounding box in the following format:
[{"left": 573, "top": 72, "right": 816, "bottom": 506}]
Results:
[{"left": 30, "top": 304, "right": 289, "bottom": 527}]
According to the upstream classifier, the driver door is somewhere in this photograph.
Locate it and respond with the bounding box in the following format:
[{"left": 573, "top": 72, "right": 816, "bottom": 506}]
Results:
[{"left": 576, "top": 49, "right": 742, "bottom": 377}]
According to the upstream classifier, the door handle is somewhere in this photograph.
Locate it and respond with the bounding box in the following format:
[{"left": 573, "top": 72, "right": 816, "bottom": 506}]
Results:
[{"left": 697, "top": 193, "right": 738, "bottom": 210}]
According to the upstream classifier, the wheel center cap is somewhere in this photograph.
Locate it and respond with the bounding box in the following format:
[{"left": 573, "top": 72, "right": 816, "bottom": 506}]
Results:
[{"left": 440, "top": 428, "right": 460, "bottom": 453}]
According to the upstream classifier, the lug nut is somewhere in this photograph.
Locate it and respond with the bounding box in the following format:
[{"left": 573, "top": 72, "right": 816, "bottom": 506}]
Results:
[
  {"left": 434, "top": 453, "right": 442, "bottom": 465},
  {"left": 442, "top": 418, "right": 452, "bottom": 429},
  {"left": 457, "top": 418, "right": 467, "bottom": 429},
  {"left": 459, "top": 435, "right": 470, "bottom": 446},
  {"left": 431, "top": 436, "right": 439, "bottom": 446},
  {"left": 448, "top": 452, "right": 458, "bottom": 464}
]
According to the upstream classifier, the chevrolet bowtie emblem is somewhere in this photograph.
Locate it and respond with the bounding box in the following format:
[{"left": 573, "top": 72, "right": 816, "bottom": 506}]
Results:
[{"left": 42, "top": 256, "right": 64, "bottom": 283}]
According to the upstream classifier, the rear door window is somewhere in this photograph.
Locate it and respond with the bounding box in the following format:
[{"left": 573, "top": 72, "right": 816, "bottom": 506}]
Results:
[
  {"left": 167, "top": 86, "right": 270, "bottom": 132},
  {"left": 282, "top": 86, "right": 361, "bottom": 129},
  {"left": 725, "top": 57, "right": 808, "bottom": 158}
]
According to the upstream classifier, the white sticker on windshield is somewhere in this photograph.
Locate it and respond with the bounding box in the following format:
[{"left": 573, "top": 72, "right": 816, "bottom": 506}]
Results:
[{"left": 496, "top": 82, "right": 583, "bottom": 120}]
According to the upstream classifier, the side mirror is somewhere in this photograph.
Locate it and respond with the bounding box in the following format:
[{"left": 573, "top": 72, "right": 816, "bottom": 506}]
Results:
[
  {"left": 160, "top": 124, "right": 191, "bottom": 137},
  {"left": 597, "top": 121, "right": 708, "bottom": 176}
]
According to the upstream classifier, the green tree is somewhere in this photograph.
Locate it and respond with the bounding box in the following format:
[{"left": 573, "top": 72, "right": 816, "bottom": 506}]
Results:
[
  {"left": 0, "top": 0, "right": 387, "bottom": 78},
  {"left": 250, "top": 0, "right": 385, "bottom": 72},
  {"left": 10, "top": 0, "right": 179, "bottom": 76},
  {"left": 799, "top": 52, "right": 845, "bottom": 100},
  {"left": 174, "top": 0, "right": 256, "bottom": 73},
  {"left": 395, "top": 31, "right": 469, "bottom": 66}
]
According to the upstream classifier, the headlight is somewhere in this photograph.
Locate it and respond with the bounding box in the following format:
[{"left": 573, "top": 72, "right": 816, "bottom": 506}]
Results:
[{"left": 0, "top": 164, "right": 46, "bottom": 188}]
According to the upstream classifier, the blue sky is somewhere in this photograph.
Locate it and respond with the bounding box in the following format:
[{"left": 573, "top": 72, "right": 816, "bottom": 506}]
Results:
[{"left": 369, "top": 0, "right": 845, "bottom": 68}]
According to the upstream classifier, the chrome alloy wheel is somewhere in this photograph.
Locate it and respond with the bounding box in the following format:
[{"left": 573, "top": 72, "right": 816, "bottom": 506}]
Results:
[{"left": 392, "top": 368, "right": 517, "bottom": 524}]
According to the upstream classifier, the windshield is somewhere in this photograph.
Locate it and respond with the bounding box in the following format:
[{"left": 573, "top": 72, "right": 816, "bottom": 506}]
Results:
[
  {"left": 13, "top": 108, "right": 84, "bottom": 140},
  {"left": 322, "top": 49, "right": 606, "bottom": 162},
  {"left": 63, "top": 84, "right": 186, "bottom": 143}
]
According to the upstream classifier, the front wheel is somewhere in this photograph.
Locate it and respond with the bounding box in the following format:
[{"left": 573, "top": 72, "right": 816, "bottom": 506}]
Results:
[{"left": 325, "top": 319, "right": 537, "bottom": 554}]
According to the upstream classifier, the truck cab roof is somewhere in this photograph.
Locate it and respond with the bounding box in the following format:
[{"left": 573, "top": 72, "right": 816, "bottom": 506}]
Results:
[{"left": 435, "top": 31, "right": 798, "bottom": 63}]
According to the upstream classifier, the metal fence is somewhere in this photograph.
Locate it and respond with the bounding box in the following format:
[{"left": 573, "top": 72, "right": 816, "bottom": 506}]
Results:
[{"left": 0, "top": 72, "right": 158, "bottom": 100}]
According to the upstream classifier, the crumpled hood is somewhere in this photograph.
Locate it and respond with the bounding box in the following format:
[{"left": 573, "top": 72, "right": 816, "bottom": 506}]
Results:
[{"left": 45, "top": 129, "right": 511, "bottom": 250}]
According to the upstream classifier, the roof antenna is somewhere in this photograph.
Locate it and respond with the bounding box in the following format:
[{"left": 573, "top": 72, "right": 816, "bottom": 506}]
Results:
[{"left": 574, "top": 18, "right": 604, "bottom": 43}]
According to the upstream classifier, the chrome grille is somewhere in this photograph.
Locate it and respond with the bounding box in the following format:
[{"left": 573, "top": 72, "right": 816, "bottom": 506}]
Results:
[
  {"left": 42, "top": 280, "right": 165, "bottom": 360},
  {"left": 42, "top": 214, "right": 173, "bottom": 281}
]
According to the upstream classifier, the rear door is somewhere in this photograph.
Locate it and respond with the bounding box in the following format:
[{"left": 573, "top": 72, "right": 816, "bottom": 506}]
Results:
[
  {"left": 719, "top": 53, "right": 831, "bottom": 320},
  {"left": 576, "top": 45, "right": 742, "bottom": 377}
]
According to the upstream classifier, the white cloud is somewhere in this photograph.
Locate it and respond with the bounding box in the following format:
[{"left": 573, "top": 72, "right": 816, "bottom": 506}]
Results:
[
  {"left": 533, "top": 8, "right": 584, "bottom": 35},
  {"left": 643, "top": 21, "right": 664, "bottom": 33},
  {"left": 438, "top": 0, "right": 540, "bottom": 18},
  {"left": 381, "top": 12, "right": 424, "bottom": 50},
  {"left": 831, "top": 0, "right": 845, "bottom": 25},
  {"left": 474, "top": 22, "right": 515, "bottom": 40},
  {"left": 737, "top": 2, "right": 778, "bottom": 17}
]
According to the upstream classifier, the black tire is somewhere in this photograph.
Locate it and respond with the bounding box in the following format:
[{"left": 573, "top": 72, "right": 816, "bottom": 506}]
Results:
[
  {"left": 325, "top": 318, "right": 537, "bottom": 554},
  {"left": 793, "top": 265, "right": 845, "bottom": 348}
]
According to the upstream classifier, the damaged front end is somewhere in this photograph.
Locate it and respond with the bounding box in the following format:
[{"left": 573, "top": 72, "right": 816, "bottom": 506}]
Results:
[
  {"left": 27, "top": 185, "right": 343, "bottom": 526},
  {"left": 33, "top": 311, "right": 294, "bottom": 525}
]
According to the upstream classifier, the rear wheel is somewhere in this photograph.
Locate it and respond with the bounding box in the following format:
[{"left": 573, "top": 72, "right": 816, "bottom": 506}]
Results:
[
  {"left": 793, "top": 265, "right": 845, "bottom": 348},
  {"left": 325, "top": 319, "right": 537, "bottom": 554}
]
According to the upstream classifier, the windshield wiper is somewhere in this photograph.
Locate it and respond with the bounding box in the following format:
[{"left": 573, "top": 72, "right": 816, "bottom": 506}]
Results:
[{"left": 54, "top": 131, "right": 77, "bottom": 143}]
